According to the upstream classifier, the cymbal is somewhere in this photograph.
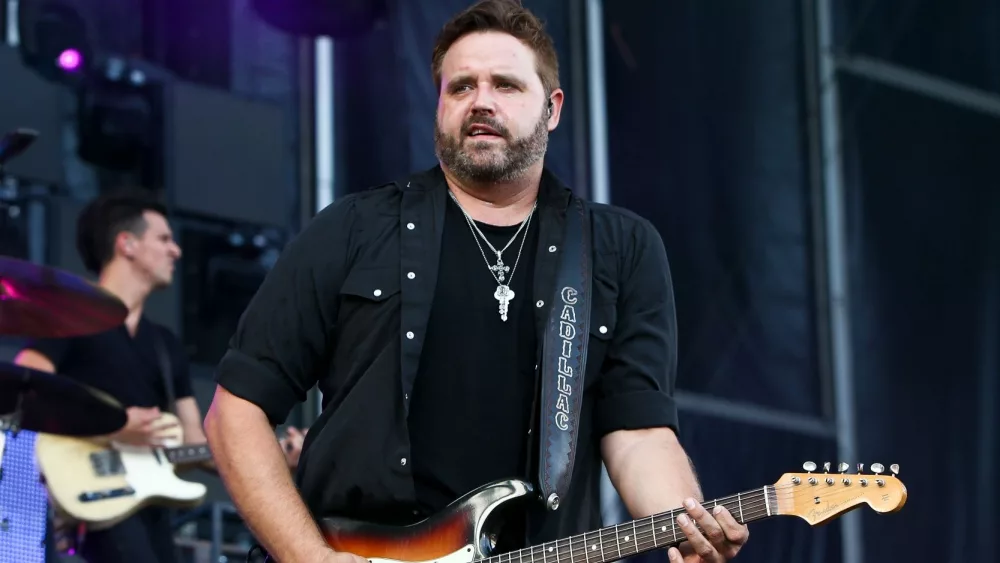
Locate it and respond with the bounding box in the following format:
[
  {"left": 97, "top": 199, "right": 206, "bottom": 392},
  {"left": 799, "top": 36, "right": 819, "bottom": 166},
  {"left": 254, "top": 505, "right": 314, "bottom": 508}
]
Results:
[
  {"left": 0, "top": 362, "right": 127, "bottom": 437},
  {"left": 0, "top": 256, "right": 127, "bottom": 338}
]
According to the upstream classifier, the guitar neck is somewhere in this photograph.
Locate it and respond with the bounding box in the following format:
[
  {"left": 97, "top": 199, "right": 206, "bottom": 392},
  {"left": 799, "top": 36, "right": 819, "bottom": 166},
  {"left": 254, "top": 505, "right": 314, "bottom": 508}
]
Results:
[
  {"left": 163, "top": 444, "right": 212, "bottom": 465},
  {"left": 485, "top": 486, "right": 778, "bottom": 563}
]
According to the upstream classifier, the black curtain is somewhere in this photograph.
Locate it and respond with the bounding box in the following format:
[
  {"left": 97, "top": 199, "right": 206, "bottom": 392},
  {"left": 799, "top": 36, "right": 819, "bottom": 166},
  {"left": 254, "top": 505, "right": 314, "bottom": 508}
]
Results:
[
  {"left": 602, "top": 0, "right": 823, "bottom": 417},
  {"left": 840, "top": 64, "right": 1000, "bottom": 563},
  {"left": 835, "top": 1, "right": 1000, "bottom": 559},
  {"left": 602, "top": 1, "right": 831, "bottom": 561}
]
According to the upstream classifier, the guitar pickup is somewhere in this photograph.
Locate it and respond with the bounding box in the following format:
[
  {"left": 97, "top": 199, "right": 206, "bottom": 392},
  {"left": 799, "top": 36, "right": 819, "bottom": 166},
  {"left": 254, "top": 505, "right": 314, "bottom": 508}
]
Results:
[{"left": 78, "top": 486, "right": 136, "bottom": 503}]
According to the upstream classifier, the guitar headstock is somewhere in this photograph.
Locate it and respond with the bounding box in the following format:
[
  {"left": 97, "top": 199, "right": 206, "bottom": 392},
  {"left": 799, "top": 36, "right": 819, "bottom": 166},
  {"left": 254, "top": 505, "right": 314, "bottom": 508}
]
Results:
[{"left": 774, "top": 462, "right": 907, "bottom": 526}]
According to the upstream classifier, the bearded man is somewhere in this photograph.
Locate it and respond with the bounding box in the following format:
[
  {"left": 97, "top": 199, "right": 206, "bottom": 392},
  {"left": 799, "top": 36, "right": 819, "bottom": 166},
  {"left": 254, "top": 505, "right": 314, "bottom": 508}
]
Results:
[{"left": 203, "top": 2, "right": 750, "bottom": 563}]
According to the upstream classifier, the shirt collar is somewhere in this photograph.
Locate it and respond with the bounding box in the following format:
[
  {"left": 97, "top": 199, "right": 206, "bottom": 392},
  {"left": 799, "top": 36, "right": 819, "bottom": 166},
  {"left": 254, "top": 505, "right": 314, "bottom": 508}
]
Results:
[{"left": 404, "top": 164, "right": 575, "bottom": 212}]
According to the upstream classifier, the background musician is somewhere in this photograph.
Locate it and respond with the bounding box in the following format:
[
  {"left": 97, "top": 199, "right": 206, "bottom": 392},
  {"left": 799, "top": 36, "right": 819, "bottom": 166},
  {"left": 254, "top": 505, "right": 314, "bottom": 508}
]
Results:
[{"left": 14, "top": 190, "right": 202, "bottom": 563}]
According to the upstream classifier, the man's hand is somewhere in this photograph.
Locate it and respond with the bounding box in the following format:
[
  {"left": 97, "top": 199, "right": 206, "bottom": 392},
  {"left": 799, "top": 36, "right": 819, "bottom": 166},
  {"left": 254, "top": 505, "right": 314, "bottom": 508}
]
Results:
[
  {"left": 111, "top": 407, "right": 178, "bottom": 446},
  {"left": 279, "top": 426, "right": 308, "bottom": 469},
  {"left": 667, "top": 498, "right": 749, "bottom": 562}
]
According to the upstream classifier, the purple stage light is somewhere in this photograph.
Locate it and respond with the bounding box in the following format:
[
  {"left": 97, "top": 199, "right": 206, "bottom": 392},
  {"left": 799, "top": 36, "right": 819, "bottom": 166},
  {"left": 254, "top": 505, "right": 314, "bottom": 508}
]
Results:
[{"left": 57, "top": 49, "right": 82, "bottom": 71}]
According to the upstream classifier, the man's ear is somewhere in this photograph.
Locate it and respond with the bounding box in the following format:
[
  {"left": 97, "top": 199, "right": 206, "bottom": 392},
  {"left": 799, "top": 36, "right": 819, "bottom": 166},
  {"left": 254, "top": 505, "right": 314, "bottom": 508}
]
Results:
[{"left": 117, "top": 232, "right": 136, "bottom": 259}]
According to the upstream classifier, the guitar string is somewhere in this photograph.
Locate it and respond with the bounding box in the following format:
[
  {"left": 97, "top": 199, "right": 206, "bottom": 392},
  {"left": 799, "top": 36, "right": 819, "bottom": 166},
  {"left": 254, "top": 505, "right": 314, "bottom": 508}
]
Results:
[
  {"left": 477, "top": 481, "right": 896, "bottom": 563},
  {"left": 503, "top": 486, "right": 870, "bottom": 563},
  {"left": 488, "top": 490, "right": 874, "bottom": 563}
]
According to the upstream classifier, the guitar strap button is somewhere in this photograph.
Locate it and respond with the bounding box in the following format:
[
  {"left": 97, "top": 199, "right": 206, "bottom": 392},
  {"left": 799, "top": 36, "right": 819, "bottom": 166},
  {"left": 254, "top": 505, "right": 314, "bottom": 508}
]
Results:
[{"left": 546, "top": 493, "right": 560, "bottom": 511}]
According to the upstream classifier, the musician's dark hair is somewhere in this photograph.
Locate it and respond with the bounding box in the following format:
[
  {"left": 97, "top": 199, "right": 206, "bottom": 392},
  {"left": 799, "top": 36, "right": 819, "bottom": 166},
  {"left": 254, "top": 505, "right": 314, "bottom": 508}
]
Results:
[
  {"left": 431, "top": 0, "right": 560, "bottom": 97},
  {"left": 76, "top": 190, "right": 168, "bottom": 274}
]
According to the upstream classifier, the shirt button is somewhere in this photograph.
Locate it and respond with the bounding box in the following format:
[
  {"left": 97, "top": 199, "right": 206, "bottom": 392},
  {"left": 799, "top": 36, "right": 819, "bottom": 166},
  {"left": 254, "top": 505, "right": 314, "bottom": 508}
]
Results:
[
  {"left": 400, "top": 457, "right": 407, "bottom": 466},
  {"left": 407, "top": 272, "right": 415, "bottom": 279},
  {"left": 548, "top": 245, "right": 557, "bottom": 252},
  {"left": 373, "top": 289, "right": 382, "bottom": 297},
  {"left": 406, "top": 331, "right": 414, "bottom": 339},
  {"left": 407, "top": 222, "right": 415, "bottom": 230},
  {"left": 536, "top": 300, "right": 544, "bottom": 308},
  {"left": 599, "top": 325, "right": 608, "bottom": 334}
]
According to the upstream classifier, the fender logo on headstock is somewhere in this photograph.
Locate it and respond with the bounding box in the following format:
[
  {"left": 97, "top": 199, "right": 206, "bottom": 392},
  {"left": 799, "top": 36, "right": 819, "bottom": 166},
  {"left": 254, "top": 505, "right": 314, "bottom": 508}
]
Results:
[{"left": 806, "top": 494, "right": 864, "bottom": 521}]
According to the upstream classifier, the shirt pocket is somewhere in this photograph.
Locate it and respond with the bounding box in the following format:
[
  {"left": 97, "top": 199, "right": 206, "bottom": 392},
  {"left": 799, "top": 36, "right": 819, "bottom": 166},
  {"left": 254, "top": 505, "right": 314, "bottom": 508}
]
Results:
[
  {"left": 339, "top": 265, "right": 401, "bottom": 303},
  {"left": 584, "top": 298, "right": 617, "bottom": 386},
  {"left": 333, "top": 265, "right": 401, "bottom": 351}
]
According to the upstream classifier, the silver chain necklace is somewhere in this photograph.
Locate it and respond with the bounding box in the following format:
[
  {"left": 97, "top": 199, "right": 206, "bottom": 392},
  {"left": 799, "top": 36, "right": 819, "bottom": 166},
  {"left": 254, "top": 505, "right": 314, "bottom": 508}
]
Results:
[{"left": 448, "top": 190, "right": 536, "bottom": 321}]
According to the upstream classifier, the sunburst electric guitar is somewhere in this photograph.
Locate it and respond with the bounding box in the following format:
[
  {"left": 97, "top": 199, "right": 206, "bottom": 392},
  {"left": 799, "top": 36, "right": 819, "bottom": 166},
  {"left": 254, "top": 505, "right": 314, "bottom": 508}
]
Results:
[
  {"left": 35, "top": 412, "right": 211, "bottom": 530},
  {"left": 318, "top": 462, "right": 906, "bottom": 563}
]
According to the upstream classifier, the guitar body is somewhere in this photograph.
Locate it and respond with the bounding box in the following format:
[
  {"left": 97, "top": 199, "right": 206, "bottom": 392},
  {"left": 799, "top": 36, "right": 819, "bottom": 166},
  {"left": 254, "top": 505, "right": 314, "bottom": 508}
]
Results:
[
  {"left": 321, "top": 479, "right": 535, "bottom": 563},
  {"left": 35, "top": 412, "right": 207, "bottom": 530}
]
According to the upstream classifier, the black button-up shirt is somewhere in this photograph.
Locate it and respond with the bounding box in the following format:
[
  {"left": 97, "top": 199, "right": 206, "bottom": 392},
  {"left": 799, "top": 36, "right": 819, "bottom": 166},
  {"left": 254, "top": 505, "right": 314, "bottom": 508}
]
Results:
[{"left": 215, "top": 165, "right": 679, "bottom": 545}]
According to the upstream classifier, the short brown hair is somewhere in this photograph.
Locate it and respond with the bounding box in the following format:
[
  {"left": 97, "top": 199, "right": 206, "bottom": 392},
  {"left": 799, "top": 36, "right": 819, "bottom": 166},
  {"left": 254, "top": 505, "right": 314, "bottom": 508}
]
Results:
[{"left": 431, "top": 0, "right": 560, "bottom": 97}]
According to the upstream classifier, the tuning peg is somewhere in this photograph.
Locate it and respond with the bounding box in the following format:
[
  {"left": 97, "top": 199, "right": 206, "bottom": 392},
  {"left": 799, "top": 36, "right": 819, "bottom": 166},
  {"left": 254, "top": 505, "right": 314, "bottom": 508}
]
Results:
[
  {"left": 890, "top": 464, "right": 899, "bottom": 476},
  {"left": 857, "top": 463, "right": 865, "bottom": 473},
  {"left": 803, "top": 461, "right": 817, "bottom": 473},
  {"left": 871, "top": 463, "right": 884, "bottom": 474},
  {"left": 823, "top": 462, "right": 831, "bottom": 473},
  {"left": 838, "top": 462, "right": 849, "bottom": 473}
]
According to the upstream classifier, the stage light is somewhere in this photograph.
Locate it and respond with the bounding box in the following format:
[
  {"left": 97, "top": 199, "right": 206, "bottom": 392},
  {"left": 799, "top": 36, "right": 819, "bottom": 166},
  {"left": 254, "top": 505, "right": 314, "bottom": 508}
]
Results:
[
  {"left": 73, "top": 57, "right": 169, "bottom": 175},
  {"left": 56, "top": 48, "right": 83, "bottom": 72},
  {"left": 16, "top": 0, "right": 94, "bottom": 86}
]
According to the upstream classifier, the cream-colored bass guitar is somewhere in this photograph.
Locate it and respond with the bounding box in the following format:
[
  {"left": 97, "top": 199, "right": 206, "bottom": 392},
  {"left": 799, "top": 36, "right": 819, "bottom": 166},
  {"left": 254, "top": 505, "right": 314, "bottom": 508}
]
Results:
[{"left": 35, "top": 412, "right": 210, "bottom": 530}]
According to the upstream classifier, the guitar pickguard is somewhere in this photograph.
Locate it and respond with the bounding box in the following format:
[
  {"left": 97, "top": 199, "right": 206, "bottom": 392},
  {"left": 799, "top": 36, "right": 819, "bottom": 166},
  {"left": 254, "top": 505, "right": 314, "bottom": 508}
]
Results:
[{"left": 369, "top": 545, "right": 477, "bottom": 563}]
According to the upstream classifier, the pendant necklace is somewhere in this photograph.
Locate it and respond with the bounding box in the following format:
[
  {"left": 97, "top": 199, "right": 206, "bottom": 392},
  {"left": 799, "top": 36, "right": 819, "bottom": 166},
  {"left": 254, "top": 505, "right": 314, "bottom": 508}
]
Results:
[{"left": 448, "top": 190, "right": 536, "bottom": 321}]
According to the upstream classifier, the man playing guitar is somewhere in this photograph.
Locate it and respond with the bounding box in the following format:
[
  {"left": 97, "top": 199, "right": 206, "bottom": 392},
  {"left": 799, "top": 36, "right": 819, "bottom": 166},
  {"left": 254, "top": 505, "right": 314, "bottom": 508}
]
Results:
[
  {"left": 204, "top": 2, "right": 750, "bottom": 563},
  {"left": 13, "top": 191, "right": 303, "bottom": 561}
]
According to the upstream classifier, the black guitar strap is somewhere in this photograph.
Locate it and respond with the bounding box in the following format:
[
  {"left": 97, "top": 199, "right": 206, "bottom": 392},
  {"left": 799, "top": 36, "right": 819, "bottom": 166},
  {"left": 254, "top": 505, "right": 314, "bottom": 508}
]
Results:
[
  {"left": 151, "top": 328, "right": 176, "bottom": 414},
  {"left": 537, "top": 197, "right": 592, "bottom": 510}
]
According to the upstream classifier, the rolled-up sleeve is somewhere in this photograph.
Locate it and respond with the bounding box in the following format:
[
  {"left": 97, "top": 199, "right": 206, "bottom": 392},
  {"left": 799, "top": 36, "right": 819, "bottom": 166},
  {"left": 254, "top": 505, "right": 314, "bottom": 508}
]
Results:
[
  {"left": 594, "top": 216, "right": 679, "bottom": 436},
  {"left": 215, "top": 198, "right": 356, "bottom": 425}
]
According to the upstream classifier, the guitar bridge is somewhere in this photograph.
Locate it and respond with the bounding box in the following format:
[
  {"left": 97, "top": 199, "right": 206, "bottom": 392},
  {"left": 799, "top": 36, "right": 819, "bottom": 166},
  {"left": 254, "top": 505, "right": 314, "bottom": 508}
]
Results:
[{"left": 78, "top": 486, "right": 136, "bottom": 503}]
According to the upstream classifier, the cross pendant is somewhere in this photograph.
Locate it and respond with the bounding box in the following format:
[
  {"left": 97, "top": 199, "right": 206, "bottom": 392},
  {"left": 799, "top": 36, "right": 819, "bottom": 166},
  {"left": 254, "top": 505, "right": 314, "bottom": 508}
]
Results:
[
  {"left": 489, "top": 252, "right": 510, "bottom": 282},
  {"left": 494, "top": 285, "right": 515, "bottom": 322}
]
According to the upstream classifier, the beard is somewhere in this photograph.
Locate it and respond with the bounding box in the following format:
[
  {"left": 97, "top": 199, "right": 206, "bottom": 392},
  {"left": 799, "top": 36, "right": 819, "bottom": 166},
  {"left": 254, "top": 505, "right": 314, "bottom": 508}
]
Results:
[{"left": 434, "top": 109, "right": 549, "bottom": 184}]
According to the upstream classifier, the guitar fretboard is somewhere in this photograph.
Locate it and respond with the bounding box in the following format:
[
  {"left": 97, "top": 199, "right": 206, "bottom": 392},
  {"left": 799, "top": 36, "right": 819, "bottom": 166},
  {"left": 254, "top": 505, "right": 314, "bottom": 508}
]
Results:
[
  {"left": 164, "top": 444, "right": 212, "bottom": 465},
  {"left": 478, "top": 487, "right": 777, "bottom": 563}
]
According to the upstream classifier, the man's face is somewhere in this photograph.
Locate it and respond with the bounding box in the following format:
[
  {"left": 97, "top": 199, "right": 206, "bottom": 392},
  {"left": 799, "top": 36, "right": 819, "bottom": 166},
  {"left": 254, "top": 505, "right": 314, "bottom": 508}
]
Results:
[
  {"left": 126, "top": 211, "right": 181, "bottom": 288},
  {"left": 434, "top": 31, "right": 562, "bottom": 185}
]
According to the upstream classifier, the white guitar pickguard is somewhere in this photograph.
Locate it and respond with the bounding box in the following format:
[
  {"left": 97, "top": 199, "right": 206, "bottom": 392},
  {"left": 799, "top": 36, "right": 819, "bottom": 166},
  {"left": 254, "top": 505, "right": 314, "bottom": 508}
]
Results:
[
  {"left": 113, "top": 442, "right": 206, "bottom": 504},
  {"left": 369, "top": 545, "right": 476, "bottom": 563}
]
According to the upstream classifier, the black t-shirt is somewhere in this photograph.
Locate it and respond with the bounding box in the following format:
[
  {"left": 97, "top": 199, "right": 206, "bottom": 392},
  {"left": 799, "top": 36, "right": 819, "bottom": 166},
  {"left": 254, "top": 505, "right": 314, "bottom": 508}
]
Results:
[
  {"left": 409, "top": 196, "right": 540, "bottom": 516},
  {"left": 23, "top": 316, "right": 193, "bottom": 411}
]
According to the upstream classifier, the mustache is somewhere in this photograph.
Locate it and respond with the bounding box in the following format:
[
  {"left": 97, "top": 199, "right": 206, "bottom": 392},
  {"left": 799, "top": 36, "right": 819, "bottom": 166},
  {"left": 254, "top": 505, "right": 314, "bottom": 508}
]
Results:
[{"left": 463, "top": 116, "right": 509, "bottom": 139}]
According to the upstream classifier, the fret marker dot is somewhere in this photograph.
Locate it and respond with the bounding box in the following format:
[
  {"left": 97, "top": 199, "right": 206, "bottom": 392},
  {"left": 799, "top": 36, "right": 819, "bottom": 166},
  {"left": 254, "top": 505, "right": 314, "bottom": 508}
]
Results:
[
  {"left": 591, "top": 545, "right": 597, "bottom": 551},
  {"left": 661, "top": 526, "right": 667, "bottom": 532},
  {"left": 624, "top": 536, "right": 630, "bottom": 542},
  {"left": 548, "top": 548, "right": 553, "bottom": 553}
]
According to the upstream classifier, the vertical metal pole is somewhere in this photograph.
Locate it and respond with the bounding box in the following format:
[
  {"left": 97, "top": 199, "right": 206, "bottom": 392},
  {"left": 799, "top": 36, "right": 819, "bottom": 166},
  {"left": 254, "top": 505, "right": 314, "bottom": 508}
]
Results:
[
  {"left": 315, "top": 36, "right": 335, "bottom": 211},
  {"left": 976, "top": 217, "right": 998, "bottom": 556},
  {"left": 5, "top": 0, "right": 19, "bottom": 46},
  {"left": 585, "top": 0, "right": 609, "bottom": 205},
  {"left": 567, "top": 0, "right": 590, "bottom": 194},
  {"left": 584, "top": 0, "right": 626, "bottom": 534},
  {"left": 304, "top": 35, "right": 335, "bottom": 423},
  {"left": 814, "top": 0, "right": 862, "bottom": 562}
]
